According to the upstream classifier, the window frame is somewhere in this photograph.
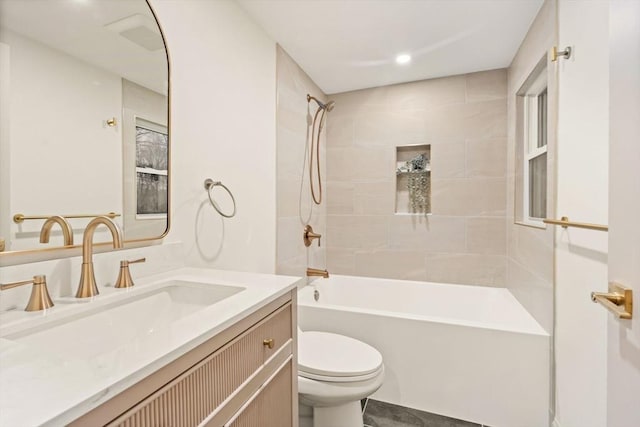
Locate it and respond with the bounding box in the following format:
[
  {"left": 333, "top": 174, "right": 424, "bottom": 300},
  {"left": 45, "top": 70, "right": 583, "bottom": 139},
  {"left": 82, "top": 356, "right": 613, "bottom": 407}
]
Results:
[{"left": 520, "top": 68, "right": 548, "bottom": 227}]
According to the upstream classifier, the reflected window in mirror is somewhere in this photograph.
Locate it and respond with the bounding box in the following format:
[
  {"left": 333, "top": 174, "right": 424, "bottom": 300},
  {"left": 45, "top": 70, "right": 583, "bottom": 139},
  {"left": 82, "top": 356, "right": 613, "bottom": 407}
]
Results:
[{"left": 135, "top": 118, "right": 168, "bottom": 218}]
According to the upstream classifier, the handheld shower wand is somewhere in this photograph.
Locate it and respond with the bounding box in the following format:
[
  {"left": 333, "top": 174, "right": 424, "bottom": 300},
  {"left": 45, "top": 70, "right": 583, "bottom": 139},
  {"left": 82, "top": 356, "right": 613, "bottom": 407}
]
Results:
[{"left": 306, "top": 94, "right": 335, "bottom": 205}]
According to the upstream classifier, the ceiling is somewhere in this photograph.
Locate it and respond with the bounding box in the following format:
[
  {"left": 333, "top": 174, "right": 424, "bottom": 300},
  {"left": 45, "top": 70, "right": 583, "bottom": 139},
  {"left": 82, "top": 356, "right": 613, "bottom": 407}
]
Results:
[{"left": 238, "top": 0, "right": 544, "bottom": 94}]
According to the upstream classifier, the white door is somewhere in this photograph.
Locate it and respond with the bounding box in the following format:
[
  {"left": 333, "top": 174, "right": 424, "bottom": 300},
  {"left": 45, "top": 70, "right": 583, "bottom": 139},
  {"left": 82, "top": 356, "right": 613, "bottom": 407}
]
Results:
[{"left": 607, "top": 1, "right": 640, "bottom": 426}]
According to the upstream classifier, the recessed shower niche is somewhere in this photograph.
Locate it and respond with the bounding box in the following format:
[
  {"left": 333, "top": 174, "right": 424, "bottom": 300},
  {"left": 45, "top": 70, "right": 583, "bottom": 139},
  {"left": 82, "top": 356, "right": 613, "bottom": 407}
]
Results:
[{"left": 395, "top": 144, "right": 431, "bottom": 214}]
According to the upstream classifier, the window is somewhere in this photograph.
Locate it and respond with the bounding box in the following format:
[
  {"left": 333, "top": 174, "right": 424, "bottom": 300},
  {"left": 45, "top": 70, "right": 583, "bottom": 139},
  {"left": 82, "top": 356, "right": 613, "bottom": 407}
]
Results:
[
  {"left": 135, "top": 117, "right": 168, "bottom": 218},
  {"left": 516, "top": 59, "right": 548, "bottom": 226}
]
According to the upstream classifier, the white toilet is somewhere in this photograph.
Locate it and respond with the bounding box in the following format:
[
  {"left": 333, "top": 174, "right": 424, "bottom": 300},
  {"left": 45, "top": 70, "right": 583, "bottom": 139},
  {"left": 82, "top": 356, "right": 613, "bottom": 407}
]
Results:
[{"left": 297, "top": 328, "right": 385, "bottom": 427}]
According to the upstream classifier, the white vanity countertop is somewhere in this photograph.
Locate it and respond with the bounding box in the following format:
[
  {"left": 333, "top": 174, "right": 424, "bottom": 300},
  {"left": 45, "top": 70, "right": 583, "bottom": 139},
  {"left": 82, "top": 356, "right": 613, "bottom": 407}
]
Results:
[{"left": 0, "top": 267, "right": 302, "bottom": 426}]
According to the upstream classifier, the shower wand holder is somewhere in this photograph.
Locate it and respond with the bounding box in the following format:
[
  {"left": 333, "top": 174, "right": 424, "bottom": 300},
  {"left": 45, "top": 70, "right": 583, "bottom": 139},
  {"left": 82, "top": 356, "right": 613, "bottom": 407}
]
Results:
[{"left": 303, "top": 225, "right": 322, "bottom": 247}]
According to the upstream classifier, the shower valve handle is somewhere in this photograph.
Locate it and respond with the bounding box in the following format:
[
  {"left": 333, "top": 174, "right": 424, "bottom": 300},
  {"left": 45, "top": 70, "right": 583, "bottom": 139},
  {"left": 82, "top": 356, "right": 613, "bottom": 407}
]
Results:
[{"left": 303, "top": 225, "right": 322, "bottom": 247}]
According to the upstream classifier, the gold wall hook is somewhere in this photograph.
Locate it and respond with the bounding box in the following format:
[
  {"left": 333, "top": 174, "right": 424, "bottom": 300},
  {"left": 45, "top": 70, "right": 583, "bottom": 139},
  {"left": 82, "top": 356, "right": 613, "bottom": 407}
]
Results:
[
  {"left": 591, "top": 282, "right": 633, "bottom": 319},
  {"left": 551, "top": 46, "right": 572, "bottom": 62},
  {"left": 106, "top": 117, "right": 117, "bottom": 127}
]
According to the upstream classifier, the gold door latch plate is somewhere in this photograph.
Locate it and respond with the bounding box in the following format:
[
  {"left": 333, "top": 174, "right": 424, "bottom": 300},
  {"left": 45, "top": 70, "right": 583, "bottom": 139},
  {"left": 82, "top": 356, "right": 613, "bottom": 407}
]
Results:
[{"left": 591, "top": 282, "right": 633, "bottom": 319}]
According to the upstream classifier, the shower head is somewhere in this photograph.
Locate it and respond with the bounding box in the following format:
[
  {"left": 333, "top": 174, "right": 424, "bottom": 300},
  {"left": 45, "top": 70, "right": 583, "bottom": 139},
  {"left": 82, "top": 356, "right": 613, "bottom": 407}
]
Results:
[
  {"left": 307, "top": 94, "right": 335, "bottom": 112},
  {"left": 324, "top": 100, "right": 335, "bottom": 112}
]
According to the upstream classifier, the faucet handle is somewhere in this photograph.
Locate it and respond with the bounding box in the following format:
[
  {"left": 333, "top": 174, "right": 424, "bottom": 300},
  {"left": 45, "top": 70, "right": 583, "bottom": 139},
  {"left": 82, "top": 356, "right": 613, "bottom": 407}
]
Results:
[
  {"left": 303, "top": 225, "right": 322, "bottom": 247},
  {"left": 115, "top": 258, "right": 146, "bottom": 289},
  {"left": 0, "top": 275, "right": 54, "bottom": 311}
]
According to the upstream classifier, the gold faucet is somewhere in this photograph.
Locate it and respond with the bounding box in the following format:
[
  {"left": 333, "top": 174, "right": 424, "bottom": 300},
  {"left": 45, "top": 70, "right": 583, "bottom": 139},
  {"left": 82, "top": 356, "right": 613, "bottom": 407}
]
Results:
[
  {"left": 76, "top": 216, "right": 123, "bottom": 298},
  {"left": 39, "top": 215, "right": 74, "bottom": 246},
  {"left": 0, "top": 275, "right": 54, "bottom": 311},
  {"left": 307, "top": 267, "right": 329, "bottom": 278}
]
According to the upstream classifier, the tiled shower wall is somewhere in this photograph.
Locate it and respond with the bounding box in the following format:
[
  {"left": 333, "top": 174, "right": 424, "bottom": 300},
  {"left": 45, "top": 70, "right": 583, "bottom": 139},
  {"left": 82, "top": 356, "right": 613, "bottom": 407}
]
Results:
[
  {"left": 325, "top": 70, "right": 508, "bottom": 286},
  {"left": 276, "top": 46, "right": 326, "bottom": 277},
  {"left": 506, "top": 0, "right": 556, "bottom": 333}
]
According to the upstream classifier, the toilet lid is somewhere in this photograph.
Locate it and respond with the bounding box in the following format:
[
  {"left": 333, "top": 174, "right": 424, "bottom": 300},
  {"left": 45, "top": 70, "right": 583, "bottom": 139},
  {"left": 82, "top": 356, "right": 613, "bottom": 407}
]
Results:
[{"left": 298, "top": 331, "right": 383, "bottom": 379}]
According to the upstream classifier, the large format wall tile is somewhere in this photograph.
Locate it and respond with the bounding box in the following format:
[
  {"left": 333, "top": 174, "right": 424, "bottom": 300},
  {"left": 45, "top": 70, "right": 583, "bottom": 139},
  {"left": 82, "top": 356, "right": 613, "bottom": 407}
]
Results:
[
  {"left": 466, "top": 138, "right": 508, "bottom": 178},
  {"left": 353, "top": 181, "right": 396, "bottom": 215},
  {"left": 506, "top": 258, "right": 553, "bottom": 332},
  {"left": 387, "top": 215, "right": 466, "bottom": 253},
  {"left": 354, "top": 250, "right": 428, "bottom": 281},
  {"left": 425, "top": 253, "right": 507, "bottom": 287},
  {"left": 326, "top": 247, "right": 356, "bottom": 276},
  {"left": 326, "top": 215, "right": 388, "bottom": 250},
  {"left": 325, "top": 70, "right": 509, "bottom": 287},
  {"left": 276, "top": 46, "right": 326, "bottom": 279},
  {"left": 466, "top": 217, "right": 507, "bottom": 255},
  {"left": 430, "top": 178, "right": 507, "bottom": 216},
  {"left": 466, "top": 69, "right": 508, "bottom": 102},
  {"left": 430, "top": 140, "right": 466, "bottom": 179}
]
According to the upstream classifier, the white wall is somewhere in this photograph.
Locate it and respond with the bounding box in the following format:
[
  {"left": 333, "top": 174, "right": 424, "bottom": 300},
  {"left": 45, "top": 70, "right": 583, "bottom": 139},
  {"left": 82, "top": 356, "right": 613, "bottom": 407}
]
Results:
[
  {"left": 149, "top": 0, "right": 277, "bottom": 273},
  {"left": 554, "top": 1, "right": 609, "bottom": 426},
  {"left": 0, "top": 30, "right": 123, "bottom": 250},
  {"left": 607, "top": 2, "right": 640, "bottom": 426}
]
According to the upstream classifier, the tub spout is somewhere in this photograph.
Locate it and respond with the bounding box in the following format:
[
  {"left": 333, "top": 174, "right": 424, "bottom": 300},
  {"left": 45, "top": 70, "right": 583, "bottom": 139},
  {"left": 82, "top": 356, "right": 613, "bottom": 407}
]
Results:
[{"left": 307, "top": 267, "right": 329, "bottom": 278}]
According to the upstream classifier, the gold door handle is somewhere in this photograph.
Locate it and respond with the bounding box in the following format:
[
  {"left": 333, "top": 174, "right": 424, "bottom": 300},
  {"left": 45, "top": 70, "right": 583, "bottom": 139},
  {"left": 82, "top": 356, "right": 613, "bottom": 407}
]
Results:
[
  {"left": 591, "top": 282, "right": 633, "bottom": 319},
  {"left": 263, "top": 338, "right": 274, "bottom": 349}
]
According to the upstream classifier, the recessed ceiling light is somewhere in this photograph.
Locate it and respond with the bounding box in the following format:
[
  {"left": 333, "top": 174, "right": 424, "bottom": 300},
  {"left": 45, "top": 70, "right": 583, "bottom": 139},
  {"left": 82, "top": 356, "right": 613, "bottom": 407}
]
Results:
[{"left": 395, "top": 54, "right": 411, "bottom": 65}]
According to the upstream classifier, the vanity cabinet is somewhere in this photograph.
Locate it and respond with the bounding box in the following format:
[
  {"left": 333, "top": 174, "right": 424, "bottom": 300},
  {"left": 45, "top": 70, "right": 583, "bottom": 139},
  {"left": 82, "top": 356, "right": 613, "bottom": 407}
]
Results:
[{"left": 69, "top": 291, "right": 297, "bottom": 427}]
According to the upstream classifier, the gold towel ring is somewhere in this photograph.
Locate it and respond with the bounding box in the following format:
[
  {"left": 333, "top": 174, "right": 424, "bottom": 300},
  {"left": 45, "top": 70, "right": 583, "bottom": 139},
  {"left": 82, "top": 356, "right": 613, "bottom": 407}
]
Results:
[{"left": 204, "top": 178, "right": 236, "bottom": 218}]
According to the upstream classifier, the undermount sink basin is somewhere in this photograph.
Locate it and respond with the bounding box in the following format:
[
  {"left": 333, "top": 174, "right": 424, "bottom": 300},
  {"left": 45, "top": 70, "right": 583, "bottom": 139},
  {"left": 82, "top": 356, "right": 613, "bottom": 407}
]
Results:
[{"left": 3, "top": 280, "right": 244, "bottom": 361}]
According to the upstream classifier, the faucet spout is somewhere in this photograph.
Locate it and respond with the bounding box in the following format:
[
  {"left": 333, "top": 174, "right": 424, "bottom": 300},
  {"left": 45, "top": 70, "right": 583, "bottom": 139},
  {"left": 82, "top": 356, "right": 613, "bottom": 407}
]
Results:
[
  {"left": 306, "top": 267, "right": 329, "bottom": 278},
  {"left": 76, "top": 216, "right": 123, "bottom": 298},
  {"left": 39, "top": 215, "right": 74, "bottom": 246}
]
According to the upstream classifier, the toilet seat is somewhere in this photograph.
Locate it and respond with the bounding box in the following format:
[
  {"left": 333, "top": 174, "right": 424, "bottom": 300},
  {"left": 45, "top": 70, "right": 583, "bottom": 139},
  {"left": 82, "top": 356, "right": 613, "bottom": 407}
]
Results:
[{"left": 298, "top": 331, "right": 383, "bottom": 383}]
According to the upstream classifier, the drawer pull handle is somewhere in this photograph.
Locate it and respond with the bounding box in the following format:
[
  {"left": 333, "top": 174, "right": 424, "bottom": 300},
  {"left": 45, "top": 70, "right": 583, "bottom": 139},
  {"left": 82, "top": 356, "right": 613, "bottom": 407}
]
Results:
[{"left": 263, "top": 338, "right": 274, "bottom": 349}]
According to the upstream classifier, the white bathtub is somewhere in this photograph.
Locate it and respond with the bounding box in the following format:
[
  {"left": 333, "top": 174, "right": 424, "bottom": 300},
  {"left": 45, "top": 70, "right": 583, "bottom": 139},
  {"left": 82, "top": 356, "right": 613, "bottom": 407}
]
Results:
[{"left": 298, "top": 275, "right": 550, "bottom": 427}]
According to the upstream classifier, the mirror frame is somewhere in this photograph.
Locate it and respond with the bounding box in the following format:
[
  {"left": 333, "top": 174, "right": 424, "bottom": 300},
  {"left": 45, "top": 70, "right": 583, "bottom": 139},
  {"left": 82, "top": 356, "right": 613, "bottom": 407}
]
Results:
[{"left": 0, "top": 0, "right": 171, "bottom": 267}]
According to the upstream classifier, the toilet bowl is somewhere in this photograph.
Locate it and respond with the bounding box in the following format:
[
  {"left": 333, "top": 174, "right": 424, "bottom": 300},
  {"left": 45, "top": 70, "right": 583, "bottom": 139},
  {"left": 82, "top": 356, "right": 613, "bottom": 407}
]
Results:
[{"left": 297, "top": 329, "right": 384, "bottom": 427}]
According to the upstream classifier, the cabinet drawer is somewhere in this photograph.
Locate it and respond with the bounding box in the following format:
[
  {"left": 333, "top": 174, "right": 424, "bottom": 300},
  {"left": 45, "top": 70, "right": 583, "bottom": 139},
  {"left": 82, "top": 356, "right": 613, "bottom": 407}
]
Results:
[
  {"left": 225, "top": 358, "right": 293, "bottom": 427},
  {"left": 109, "top": 303, "right": 292, "bottom": 427}
]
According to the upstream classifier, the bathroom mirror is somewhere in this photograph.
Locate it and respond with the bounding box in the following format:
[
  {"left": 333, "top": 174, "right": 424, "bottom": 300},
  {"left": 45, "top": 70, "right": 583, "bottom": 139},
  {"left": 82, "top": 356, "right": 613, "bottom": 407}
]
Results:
[{"left": 0, "top": 0, "right": 169, "bottom": 264}]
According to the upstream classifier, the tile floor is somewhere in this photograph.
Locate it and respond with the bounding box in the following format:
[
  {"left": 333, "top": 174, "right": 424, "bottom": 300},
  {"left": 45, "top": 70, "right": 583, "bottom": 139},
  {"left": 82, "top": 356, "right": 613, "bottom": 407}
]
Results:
[{"left": 362, "top": 399, "right": 486, "bottom": 427}]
